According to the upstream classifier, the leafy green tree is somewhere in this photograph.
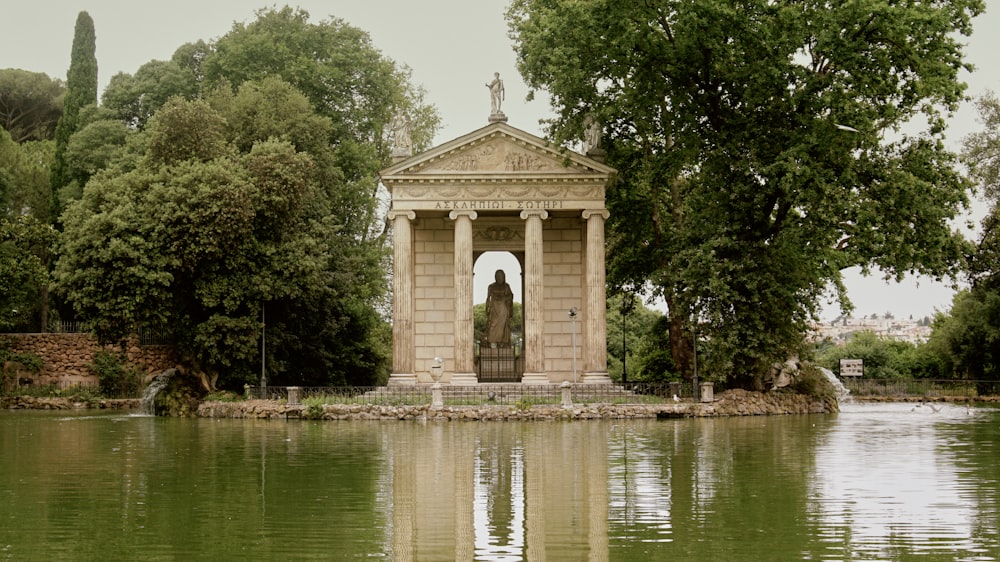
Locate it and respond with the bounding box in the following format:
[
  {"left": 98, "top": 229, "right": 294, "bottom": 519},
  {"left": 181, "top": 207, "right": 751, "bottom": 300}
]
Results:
[
  {"left": 923, "top": 291, "right": 999, "bottom": 388},
  {"left": 2, "top": 121, "right": 54, "bottom": 225},
  {"left": 925, "top": 92, "right": 1000, "bottom": 392},
  {"left": 1, "top": 127, "right": 54, "bottom": 332},
  {"left": 202, "top": 6, "right": 437, "bottom": 184},
  {"left": 509, "top": 0, "right": 981, "bottom": 389},
  {"left": 963, "top": 92, "right": 1000, "bottom": 199},
  {"left": 101, "top": 50, "right": 203, "bottom": 130},
  {"left": 0, "top": 214, "right": 56, "bottom": 331},
  {"left": 51, "top": 11, "right": 98, "bottom": 214},
  {"left": 605, "top": 292, "right": 675, "bottom": 382},
  {"left": 61, "top": 106, "right": 130, "bottom": 200},
  {"left": 0, "top": 69, "right": 64, "bottom": 143},
  {"left": 56, "top": 89, "right": 392, "bottom": 389}
]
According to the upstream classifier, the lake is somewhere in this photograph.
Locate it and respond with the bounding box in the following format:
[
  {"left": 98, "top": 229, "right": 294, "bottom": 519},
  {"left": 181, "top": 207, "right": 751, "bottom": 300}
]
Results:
[{"left": 1, "top": 402, "right": 997, "bottom": 560}]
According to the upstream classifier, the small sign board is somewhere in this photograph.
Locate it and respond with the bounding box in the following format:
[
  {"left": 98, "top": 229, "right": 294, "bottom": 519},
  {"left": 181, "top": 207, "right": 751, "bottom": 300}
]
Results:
[{"left": 840, "top": 359, "right": 863, "bottom": 377}]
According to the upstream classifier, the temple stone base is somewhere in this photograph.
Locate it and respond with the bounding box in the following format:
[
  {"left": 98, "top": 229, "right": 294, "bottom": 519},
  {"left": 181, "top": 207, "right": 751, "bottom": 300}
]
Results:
[
  {"left": 387, "top": 373, "right": 417, "bottom": 386},
  {"left": 520, "top": 372, "right": 550, "bottom": 385},
  {"left": 450, "top": 372, "right": 479, "bottom": 386},
  {"left": 583, "top": 371, "right": 613, "bottom": 385}
]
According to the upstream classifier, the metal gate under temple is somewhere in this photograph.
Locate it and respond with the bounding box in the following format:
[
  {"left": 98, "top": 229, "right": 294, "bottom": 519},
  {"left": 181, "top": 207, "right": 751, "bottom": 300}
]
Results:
[{"left": 476, "top": 345, "right": 523, "bottom": 383}]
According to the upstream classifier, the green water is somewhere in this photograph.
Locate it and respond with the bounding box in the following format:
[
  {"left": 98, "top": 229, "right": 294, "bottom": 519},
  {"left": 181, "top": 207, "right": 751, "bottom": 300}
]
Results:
[{"left": 1, "top": 402, "right": 997, "bottom": 561}]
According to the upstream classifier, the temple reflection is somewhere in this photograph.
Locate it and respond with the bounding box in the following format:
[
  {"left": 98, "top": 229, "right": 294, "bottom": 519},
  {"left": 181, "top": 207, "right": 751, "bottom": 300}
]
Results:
[{"left": 388, "top": 423, "right": 613, "bottom": 559}]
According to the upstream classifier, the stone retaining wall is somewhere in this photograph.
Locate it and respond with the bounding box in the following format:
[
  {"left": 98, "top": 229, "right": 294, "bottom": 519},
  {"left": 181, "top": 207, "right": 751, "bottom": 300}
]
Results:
[
  {"left": 1, "top": 333, "right": 175, "bottom": 388},
  {"left": 0, "top": 396, "right": 140, "bottom": 410}
]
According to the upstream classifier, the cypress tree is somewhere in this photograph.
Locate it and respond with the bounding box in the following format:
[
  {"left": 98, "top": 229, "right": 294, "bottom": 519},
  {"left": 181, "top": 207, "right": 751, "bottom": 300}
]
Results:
[{"left": 51, "top": 11, "right": 97, "bottom": 219}]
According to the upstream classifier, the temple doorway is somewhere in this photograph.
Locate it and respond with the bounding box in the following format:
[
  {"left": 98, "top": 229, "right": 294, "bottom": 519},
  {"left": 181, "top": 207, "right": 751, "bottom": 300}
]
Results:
[{"left": 474, "top": 252, "right": 523, "bottom": 382}]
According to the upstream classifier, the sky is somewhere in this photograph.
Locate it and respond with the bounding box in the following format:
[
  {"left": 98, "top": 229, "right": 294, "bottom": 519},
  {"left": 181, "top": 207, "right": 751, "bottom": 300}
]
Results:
[{"left": 3, "top": 0, "right": 1000, "bottom": 320}]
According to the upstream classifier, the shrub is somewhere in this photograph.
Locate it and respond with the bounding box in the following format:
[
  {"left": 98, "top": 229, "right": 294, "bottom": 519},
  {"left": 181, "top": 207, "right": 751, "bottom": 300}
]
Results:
[{"left": 89, "top": 350, "right": 142, "bottom": 397}]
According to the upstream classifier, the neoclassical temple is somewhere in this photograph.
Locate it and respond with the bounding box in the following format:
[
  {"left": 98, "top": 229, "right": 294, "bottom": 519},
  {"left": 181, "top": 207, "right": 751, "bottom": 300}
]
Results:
[{"left": 380, "top": 114, "right": 615, "bottom": 386}]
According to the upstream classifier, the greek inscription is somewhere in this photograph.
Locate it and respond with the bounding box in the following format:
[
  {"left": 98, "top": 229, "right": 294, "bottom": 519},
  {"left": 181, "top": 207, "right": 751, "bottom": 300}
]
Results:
[{"left": 433, "top": 199, "right": 563, "bottom": 210}]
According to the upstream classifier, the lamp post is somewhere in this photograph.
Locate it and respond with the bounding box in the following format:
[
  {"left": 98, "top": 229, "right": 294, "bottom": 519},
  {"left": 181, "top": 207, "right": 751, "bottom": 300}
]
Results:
[
  {"left": 568, "top": 307, "right": 578, "bottom": 384},
  {"left": 260, "top": 305, "right": 266, "bottom": 394},
  {"left": 621, "top": 293, "right": 635, "bottom": 385},
  {"left": 691, "top": 311, "right": 698, "bottom": 401}
]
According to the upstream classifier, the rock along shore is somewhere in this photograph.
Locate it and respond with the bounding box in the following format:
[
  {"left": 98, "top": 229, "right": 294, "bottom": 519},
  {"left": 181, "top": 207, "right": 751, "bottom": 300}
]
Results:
[
  {"left": 194, "top": 389, "right": 837, "bottom": 421},
  {"left": 3, "top": 389, "right": 836, "bottom": 418}
]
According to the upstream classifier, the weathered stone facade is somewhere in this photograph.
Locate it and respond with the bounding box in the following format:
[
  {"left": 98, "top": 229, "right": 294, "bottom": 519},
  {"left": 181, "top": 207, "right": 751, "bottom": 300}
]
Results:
[
  {"left": 1, "top": 333, "right": 175, "bottom": 388},
  {"left": 380, "top": 122, "right": 616, "bottom": 386}
]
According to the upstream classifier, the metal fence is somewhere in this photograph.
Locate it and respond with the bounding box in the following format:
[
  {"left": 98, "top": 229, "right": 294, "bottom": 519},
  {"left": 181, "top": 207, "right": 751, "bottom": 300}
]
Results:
[
  {"left": 841, "top": 378, "right": 999, "bottom": 398},
  {"left": 12, "top": 321, "right": 172, "bottom": 345},
  {"left": 0, "top": 379, "right": 143, "bottom": 399},
  {"left": 245, "top": 381, "right": 708, "bottom": 406}
]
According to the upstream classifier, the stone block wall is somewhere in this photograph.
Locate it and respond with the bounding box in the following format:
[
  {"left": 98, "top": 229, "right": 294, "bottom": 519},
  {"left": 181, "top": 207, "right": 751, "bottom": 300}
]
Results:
[
  {"left": 414, "top": 217, "right": 457, "bottom": 382},
  {"left": 410, "top": 215, "right": 588, "bottom": 384},
  {"left": 543, "top": 217, "right": 584, "bottom": 380},
  {"left": 1, "top": 333, "right": 176, "bottom": 388}
]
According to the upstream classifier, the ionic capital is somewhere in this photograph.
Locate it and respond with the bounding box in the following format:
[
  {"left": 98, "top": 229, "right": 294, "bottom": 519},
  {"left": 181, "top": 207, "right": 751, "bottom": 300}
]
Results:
[
  {"left": 581, "top": 209, "right": 610, "bottom": 221},
  {"left": 519, "top": 209, "right": 550, "bottom": 221},
  {"left": 387, "top": 210, "right": 416, "bottom": 221},
  {"left": 448, "top": 210, "right": 479, "bottom": 221}
]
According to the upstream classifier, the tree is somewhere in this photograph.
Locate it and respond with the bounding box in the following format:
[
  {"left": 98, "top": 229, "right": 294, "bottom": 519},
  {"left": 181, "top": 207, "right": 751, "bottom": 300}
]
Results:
[
  {"left": 0, "top": 69, "right": 64, "bottom": 143},
  {"left": 0, "top": 214, "right": 56, "bottom": 332},
  {"left": 931, "top": 92, "right": 1000, "bottom": 393},
  {"left": 1, "top": 127, "right": 52, "bottom": 217},
  {"left": 101, "top": 59, "right": 200, "bottom": 130},
  {"left": 51, "top": 11, "right": 98, "bottom": 216},
  {"left": 202, "top": 6, "right": 438, "bottom": 187},
  {"left": 56, "top": 88, "right": 394, "bottom": 389},
  {"left": 508, "top": 0, "right": 981, "bottom": 389},
  {"left": 604, "top": 292, "right": 676, "bottom": 382}
]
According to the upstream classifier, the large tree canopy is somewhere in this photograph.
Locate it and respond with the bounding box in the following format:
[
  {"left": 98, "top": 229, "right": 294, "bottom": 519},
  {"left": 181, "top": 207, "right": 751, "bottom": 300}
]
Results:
[
  {"left": 0, "top": 69, "right": 64, "bottom": 143},
  {"left": 50, "top": 6, "right": 440, "bottom": 388},
  {"left": 55, "top": 91, "right": 388, "bottom": 389},
  {"left": 509, "top": 0, "right": 981, "bottom": 387}
]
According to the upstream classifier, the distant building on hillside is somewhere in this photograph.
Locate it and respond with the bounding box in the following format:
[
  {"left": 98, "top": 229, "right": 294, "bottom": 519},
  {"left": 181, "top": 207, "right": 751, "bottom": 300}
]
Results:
[{"left": 810, "top": 315, "right": 931, "bottom": 345}]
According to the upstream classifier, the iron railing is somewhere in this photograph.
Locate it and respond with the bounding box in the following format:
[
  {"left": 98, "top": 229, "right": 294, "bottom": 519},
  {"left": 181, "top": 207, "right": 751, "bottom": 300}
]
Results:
[
  {"left": 841, "top": 378, "right": 999, "bottom": 398},
  {"left": 244, "top": 382, "right": 711, "bottom": 406}
]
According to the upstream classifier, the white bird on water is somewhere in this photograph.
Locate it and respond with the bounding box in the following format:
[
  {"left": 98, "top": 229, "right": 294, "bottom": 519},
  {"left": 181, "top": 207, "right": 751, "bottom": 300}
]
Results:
[{"left": 912, "top": 402, "right": 942, "bottom": 413}]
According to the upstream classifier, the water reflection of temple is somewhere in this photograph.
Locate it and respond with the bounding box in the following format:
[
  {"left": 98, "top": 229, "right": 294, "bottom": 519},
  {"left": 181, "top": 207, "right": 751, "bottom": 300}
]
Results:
[{"left": 389, "top": 423, "right": 610, "bottom": 559}]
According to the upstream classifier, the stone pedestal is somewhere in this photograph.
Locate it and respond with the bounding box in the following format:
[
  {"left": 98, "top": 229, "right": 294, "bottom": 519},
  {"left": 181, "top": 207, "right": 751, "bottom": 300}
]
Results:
[
  {"left": 700, "top": 382, "right": 715, "bottom": 402},
  {"left": 560, "top": 381, "right": 573, "bottom": 408},
  {"left": 431, "top": 382, "right": 443, "bottom": 409}
]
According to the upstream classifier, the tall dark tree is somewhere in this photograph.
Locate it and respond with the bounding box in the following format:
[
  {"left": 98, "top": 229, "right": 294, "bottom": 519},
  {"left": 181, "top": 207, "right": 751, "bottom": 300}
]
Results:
[
  {"left": 509, "top": 0, "right": 981, "bottom": 388},
  {"left": 50, "top": 11, "right": 97, "bottom": 216}
]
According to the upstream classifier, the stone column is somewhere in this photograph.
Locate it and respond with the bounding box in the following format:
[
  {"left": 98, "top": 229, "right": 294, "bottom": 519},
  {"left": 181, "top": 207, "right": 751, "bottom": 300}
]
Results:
[
  {"left": 388, "top": 210, "right": 417, "bottom": 385},
  {"left": 520, "top": 209, "right": 549, "bottom": 384},
  {"left": 449, "top": 210, "right": 478, "bottom": 385},
  {"left": 582, "top": 209, "right": 612, "bottom": 384}
]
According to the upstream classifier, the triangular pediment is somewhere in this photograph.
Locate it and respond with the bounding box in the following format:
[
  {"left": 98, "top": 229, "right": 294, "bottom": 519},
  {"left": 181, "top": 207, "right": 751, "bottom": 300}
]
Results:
[{"left": 380, "top": 122, "right": 615, "bottom": 180}]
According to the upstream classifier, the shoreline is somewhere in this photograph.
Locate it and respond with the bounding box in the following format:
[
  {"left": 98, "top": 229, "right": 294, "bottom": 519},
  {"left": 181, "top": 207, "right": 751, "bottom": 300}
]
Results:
[{"left": 5, "top": 390, "right": 996, "bottom": 418}]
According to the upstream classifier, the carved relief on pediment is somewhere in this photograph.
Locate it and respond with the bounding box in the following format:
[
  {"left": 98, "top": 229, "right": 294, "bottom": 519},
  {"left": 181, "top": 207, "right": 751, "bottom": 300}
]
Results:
[
  {"left": 423, "top": 138, "right": 573, "bottom": 174},
  {"left": 392, "top": 183, "right": 604, "bottom": 202}
]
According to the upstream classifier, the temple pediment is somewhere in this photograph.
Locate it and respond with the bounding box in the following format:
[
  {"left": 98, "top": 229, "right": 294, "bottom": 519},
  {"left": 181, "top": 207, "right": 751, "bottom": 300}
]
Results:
[{"left": 380, "top": 122, "right": 615, "bottom": 181}]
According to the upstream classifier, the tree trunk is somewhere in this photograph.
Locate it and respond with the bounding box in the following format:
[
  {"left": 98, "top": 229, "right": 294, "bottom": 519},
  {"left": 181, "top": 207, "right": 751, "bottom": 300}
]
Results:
[{"left": 666, "top": 295, "right": 694, "bottom": 382}]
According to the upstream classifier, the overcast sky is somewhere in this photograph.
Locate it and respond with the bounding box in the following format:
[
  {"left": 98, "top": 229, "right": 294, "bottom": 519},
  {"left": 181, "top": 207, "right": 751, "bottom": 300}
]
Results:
[{"left": 3, "top": 0, "right": 999, "bottom": 320}]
